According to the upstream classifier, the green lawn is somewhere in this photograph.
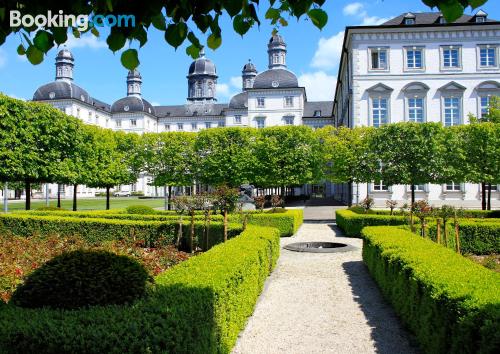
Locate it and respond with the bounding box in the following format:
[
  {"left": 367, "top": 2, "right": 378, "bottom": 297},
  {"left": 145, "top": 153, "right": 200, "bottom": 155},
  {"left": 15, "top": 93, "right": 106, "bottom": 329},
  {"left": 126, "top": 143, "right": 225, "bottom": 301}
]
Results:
[{"left": 0, "top": 197, "right": 165, "bottom": 212}]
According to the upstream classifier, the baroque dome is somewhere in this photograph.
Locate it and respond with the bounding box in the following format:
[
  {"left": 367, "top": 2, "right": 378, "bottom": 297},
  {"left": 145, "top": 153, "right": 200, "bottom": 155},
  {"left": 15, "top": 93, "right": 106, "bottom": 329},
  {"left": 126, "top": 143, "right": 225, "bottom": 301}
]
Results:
[
  {"left": 110, "top": 96, "right": 155, "bottom": 115},
  {"left": 188, "top": 49, "right": 217, "bottom": 77},
  {"left": 252, "top": 68, "right": 298, "bottom": 89},
  {"left": 33, "top": 81, "right": 91, "bottom": 103}
]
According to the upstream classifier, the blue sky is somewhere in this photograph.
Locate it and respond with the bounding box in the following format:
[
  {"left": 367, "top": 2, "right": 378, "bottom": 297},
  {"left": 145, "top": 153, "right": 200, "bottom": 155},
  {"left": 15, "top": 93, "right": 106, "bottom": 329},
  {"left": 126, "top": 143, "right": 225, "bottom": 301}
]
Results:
[{"left": 0, "top": 0, "right": 498, "bottom": 105}]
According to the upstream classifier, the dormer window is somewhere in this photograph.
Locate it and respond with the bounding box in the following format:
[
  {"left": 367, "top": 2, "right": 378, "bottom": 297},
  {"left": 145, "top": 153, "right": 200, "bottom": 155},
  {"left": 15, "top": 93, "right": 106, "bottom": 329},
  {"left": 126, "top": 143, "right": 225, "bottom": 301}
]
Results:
[
  {"left": 403, "top": 13, "right": 416, "bottom": 25},
  {"left": 313, "top": 110, "right": 322, "bottom": 117},
  {"left": 476, "top": 16, "right": 485, "bottom": 23},
  {"left": 474, "top": 10, "right": 487, "bottom": 23},
  {"left": 438, "top": 16, "right": 446, "bottom": 24}
]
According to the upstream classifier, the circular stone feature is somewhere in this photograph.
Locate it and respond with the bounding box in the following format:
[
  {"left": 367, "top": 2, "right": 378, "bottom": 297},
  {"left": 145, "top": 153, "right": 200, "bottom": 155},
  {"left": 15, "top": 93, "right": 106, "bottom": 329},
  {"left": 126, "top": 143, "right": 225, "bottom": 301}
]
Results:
[{"left": 284, "top": 242, "right": 357, "bottom": 253}]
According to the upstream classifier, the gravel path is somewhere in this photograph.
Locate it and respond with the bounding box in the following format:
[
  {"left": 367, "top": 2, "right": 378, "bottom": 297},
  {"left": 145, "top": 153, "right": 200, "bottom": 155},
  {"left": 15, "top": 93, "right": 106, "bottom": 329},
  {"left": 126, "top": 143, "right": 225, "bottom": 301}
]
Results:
[{"left": 232, "top": 207, "right": 419, "bottom": 354}]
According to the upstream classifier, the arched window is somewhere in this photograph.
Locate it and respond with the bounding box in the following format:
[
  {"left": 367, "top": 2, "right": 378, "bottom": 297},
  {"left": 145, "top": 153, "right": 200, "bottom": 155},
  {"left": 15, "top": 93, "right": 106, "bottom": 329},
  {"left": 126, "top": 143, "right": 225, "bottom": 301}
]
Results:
[{"left": 195, "top": 83, "right": 202, "bottom": 97}]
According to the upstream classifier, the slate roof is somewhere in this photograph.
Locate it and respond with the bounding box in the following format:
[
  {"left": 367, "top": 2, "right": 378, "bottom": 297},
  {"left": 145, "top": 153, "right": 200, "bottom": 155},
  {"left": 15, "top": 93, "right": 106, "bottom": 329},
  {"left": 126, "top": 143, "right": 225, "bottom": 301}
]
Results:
[
  {"left": 154, "top": 103, "right": 227, "bottom": 118},
  {"left": 111, "top": 96, "right": 155, "bottom": 115},
  {"left": 33, "top": 81, "right": 91, "bottom": 103},
  {"left": 381, "top": 12, "right": 497, "bottom": 26},
  {"left": 228, "top": 92, "right": 248, "bottom": 109},
  {"left": 91, "top": 97, "right": 111, "bottom": 112},
  {"left": 302, "top": 101, "right": 334, "bottom": 118},
  {"left": 253, "top": 69, "right": 298, "bottom": 89}
]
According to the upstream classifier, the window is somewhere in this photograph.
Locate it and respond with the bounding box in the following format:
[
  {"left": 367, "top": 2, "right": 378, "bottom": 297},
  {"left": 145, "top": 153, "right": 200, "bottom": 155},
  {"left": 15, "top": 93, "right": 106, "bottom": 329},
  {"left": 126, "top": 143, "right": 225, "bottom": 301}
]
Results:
[
  {"left": 205, "top": 122, "right": 211, "bottom": 129},
  {"left": 130, "top": 119, "right": 137, "bottom": 127},
  {"left": 414, "top": 184, "right": 426, "bottom": 192},
  {"left": 313, "top": 110, "right": 322, "bottom": 117},
  {"left": 116, "top": 120, "right": 121, "bottom": 128},
  {"left": 218, "top": 121, "right": 225, "bottom": 128},
  {"left": 476, "top": 15, "right": 486, "bottom": 23},
  {"left": 257, "top": 97, "right": 265, "bottom": 108},
  {"left": 408, "top": 97, "right": 425, "bottom": 122},
  {"left": 372, "top": 97, "right": 388, "bottom": 127},
  {"left": 404, "top": 18, "right": 415, "bottom": 25},
  {"left": 191, "top": 123, "right": 197, "bottom": 130},
  {"left": 88, "top": 112, "right": 92, "bottom": 121},
  {"left": 105, "top": 118, "right": 109, "bottom": 127},
  {"left": 480, "top": 96, "right": 492, "bottom": 118},
  {"left": 443, "top": 97, "right": 461, "bottom": 126},
  {"left": 491, "top": 185, "right": 498, "bottom": 191},
  {"left": 370, "top": 48, "right": 388, "bottom": 70},
  {"left": 164, "top": 124, "right": 170, "bottom": 131},
  {"left": 256, "top": 117, "right": 265, "bottom": 129},
  {"left": 446, "top": 182, "right": 461, "bottom": 192},
  {"left": 283, "top": 116, "right": 294, "bottom": 126},
  {"left": 76, "top": 108, "right": 81, "bottom": 118},
  {"left": 438, "top": 16, "right": 446, "bottom": 24},
  {"left": 177, "top": 123, "right": 184, "bottom": 131},
  {"left": 284, "top": 96, "right": 293, "bottom": 107},
  {"left": 406, "top": 47, "right": 423, "bottom": 69},
  {"left": 441, "top": 46, "right": 461, "bottom": 69},
  {"left": 479, "top": 45, "right": 497, "bottom": 67},
  {"left": 234, "top": 115, "right": 242, "bottom": 124},
  {"left": 373, "top": 180, "right": 388, "bottom": 191}
]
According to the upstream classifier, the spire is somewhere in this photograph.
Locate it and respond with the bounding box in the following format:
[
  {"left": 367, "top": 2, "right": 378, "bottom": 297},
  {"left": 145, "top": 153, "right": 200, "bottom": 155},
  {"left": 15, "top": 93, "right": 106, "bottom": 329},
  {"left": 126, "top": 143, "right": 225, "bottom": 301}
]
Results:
[
  {"left": 267, "top": 34, "right": 287, "bottom": 69},
  {"left": 127, "top": 69, "right": 142, "bottom": 97},
  {"left": 187, "top": 48, "right": 218, "bottom": 103},
  {"left": 55, "top": 47, "right": 74, "bottom": 81},
  {"left": 242, "top": 59, "right": 257, "bottom": 91}
]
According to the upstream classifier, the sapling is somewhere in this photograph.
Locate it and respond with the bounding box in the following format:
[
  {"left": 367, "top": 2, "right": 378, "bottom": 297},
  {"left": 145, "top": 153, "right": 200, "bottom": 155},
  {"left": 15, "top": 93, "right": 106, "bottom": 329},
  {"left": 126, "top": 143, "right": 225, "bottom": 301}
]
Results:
[
  {"left": 385, "top": 199, "right": 398, "bottom": 215},
  {"left": 254, "top": 195, "right": 266, "bottom": 212},
  {"left": 437, "top": 205, "right": 455, "bottom": 248},
  {"left": 360, "top": 196, "right": 374, "bottom": 213},
  {"left": 412, "top": 200, "right": 432, "bottom": 237},
  {"left": 214, "top": 185, "right": 239, "bottom": 242}
]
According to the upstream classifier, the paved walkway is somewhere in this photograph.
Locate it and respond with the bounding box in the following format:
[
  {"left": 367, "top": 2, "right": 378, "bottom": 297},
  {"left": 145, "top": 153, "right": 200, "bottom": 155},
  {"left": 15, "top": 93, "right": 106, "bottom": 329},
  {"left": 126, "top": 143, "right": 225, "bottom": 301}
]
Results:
[{"left": 232, "top": 206, "right": 419, "bottom": 354}]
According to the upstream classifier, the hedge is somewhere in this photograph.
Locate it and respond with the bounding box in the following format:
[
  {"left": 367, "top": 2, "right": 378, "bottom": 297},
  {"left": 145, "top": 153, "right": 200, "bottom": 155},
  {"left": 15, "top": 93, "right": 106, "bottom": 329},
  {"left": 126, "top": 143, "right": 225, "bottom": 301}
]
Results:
[
  {"left": 19, "top": 208, "right": 304, "bottom": 237},
  {"left": 0, "top": 214, "right": 242, "bottom": 250},
  {"left": 336, "top": 209, "right": 410, "bottom": 237},
  {"left": 348, "top": 206, "right": 500, "bottom": 218},
  {"left": 362, "top": 226, "right": 500, "bottom": 354},
  {"left": 428, "top": 220, "right": 500, "bottom": 255},
  {"left": 0, "top": 225, "right": 280, "bottom": 353}
]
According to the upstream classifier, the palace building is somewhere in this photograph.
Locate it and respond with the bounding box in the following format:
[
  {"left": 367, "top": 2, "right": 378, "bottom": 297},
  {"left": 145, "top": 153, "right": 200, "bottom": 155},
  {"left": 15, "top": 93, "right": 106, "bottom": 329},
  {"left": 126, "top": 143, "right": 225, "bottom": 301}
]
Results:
[
  {"left": 30, "top": 35, "right": 334, "bottom": 198},
  {"left": 333, "top": 10, "right": 500, "bottom": 207}
]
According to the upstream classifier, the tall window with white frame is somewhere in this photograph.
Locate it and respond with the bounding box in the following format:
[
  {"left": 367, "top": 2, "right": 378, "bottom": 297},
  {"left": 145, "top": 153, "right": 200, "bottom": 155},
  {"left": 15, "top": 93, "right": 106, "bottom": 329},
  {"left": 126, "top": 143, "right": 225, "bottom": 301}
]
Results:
[
  {"left": 191, "top": 122, "right": 197, "bottom": 131},
  {"left": 130, "top": 119, "right": 137, "bottom": 127},
  {"left": 480, "top": 95, "right": 492, "bottom": 119},
  {"left": 479, "top": 45, "right": 497, "bottom": 68},
  {"left": 205, "top": 122, "right": 211, "bottom": 129},
  {"left": 283, "top": 116, "right": 294, "bottom": 126},
  {"left": 116, "top": 119, "right": 121, "bottom": 128},
  {"left": 164, "top": 124, "right": 170, "bottom": 131},
  {"left": 441, "top": 46, "right": 461, "bottom": 69},
  {"left": 256, "top": 117, "right": 265, "bottom": 129},
  {"left": 373, "top": 180, "right": 388, "bottom": 191},
  {"left": 178, "top": 123, "right": 184, "bottom": 131},
  {"left": 408, "top": 97, "right": 424, "bottom": 122},
  {"left": 372, "top": 97, "right": 388, "bottom": 127},
  {"left": 370, "top": 48, "right": 388, "bottom": 70},
  {"left": 443, "top": 97, "right": 461, "bottom": 126},
  {"left": 257, "top": 97, "right": 265, "bottom": 108},
  {"left": 406, "top": 47, "right": 423, "bottom": 69},
  {"left": 284, "top": 96, "right": 293, "bottom": 107},
  {"left": 234, "top": 115, "right": 242, "bottom": 124},
  {"left": 446, "top": 182, "right": 461, "bottom": 192}
]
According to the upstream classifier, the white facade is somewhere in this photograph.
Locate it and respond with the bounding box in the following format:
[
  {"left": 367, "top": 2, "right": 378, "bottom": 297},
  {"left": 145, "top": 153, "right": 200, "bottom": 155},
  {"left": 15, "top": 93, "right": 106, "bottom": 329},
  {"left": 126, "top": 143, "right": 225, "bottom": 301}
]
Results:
[{"left": 334, "top": 11, "right": 500, "bottom": 208}]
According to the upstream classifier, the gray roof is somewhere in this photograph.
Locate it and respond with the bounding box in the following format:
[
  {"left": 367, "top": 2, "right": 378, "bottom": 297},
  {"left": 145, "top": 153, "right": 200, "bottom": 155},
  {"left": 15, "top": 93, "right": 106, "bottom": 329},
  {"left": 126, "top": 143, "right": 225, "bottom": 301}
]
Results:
[
  {"left": 243, "top": 61, "right": 257, "bottom": 73},
  {"left": 382, "top": 12, "right": 496, "bottom": 26},
  {"left": 56, "top": 48, "right": 73, "bottom": 60},
  {"left": 111, "top": 96, "right": 155, "bottom": 115},
  {"left": 253, "top": 69, "right": 298, "bottom": 89},
  {"left": 188, "top": 54, "right": 217, "bottom": 77},
  {"left": 269, "top": 34, "right": 286, "bottom": 46},
  {"left": 228, "top": 92, "right": 248, "bottom": 109},
  {"left": 91, "top": 97, "right": 111, "bottom": 112},
  {"left": 155, "top": 103, "right": 227, "bottom": 118},
  {"left": 33, "top": 81, "right": 91, "bottom": 103},
  {"left": 303, "top": 101, "right": 333, "bottom": 118}
]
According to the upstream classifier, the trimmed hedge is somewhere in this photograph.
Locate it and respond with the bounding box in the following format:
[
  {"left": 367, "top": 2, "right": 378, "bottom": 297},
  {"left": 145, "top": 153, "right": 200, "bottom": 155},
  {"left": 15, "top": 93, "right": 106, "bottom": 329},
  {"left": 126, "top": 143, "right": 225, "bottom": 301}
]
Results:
[
  {"left": 348, "top": 206, "right": 500, "bottom": 218},
  {"left": 362, "top": 226, "right": 500, "bottom": 354},
  {"left": 0, "top": 214, "right": 242, "bottom": 249},
  {"left": 0, "top": 225, "right": 280, "bottom": 353},
  {"left": 428, "top": 220, "right": 500, "bottom": 255},
  {"left": 19, "top": 208, "right": 304, "bottom": 237},
  {"left": 336, "top": 209, "right": 409, "bottom": 237}
]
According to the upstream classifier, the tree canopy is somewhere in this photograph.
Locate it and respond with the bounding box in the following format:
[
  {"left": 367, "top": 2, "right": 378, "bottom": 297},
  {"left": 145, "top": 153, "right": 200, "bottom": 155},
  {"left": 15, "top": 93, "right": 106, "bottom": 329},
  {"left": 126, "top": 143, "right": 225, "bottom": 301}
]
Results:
[{"left": 0, "top": 0, "right": 488, "bottom": 69}]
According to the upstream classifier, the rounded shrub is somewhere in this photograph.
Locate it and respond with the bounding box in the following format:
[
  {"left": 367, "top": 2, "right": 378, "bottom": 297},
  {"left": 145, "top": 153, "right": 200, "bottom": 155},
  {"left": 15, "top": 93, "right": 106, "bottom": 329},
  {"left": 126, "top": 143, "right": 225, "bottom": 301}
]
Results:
[
  {"left": 35, "top": 206, "right": 63, "bottom": 211},
  {"left": 11, "top": 250, "right": 150, "bottom": 309},
  {"left": 125, "top": 205, "right": 157, "bottom": 215}
]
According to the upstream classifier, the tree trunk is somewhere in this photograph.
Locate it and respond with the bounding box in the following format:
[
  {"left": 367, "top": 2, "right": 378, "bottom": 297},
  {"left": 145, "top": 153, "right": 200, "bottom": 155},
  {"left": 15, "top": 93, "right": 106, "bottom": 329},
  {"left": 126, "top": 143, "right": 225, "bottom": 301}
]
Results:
[
  {"left": 106, "top": 186, "right": 111, "bottom": 210},
  {"left": 3, "top": 182, "right": 8, "bottom": 213},
  {"left": 411, "top": 184, "right": 416, "bottom": 206},
  {"left": 72, "top": 184, "right": 77, "bottom": 211},
  {"left": 223, "top": 209, "right": 228, "bottom": 242},
  {"left": 57, "top": 184, "right": 61, "bottom": 208},
  {"left": 205, "top": 210, "right": 211, "bottom": 251},
  {"left": 481, "top": 182, "right": 486, "bottom": 210},
  {"left": 487, "top": 183, "right": 492, "bottom": 211},
  {"left": 281, "top": 185, "right": 285, "bottom": 206},
  {"left": 168, "top": 185, "right": 172, "bottom": 210},
  {"left": 164, "top": 186, "right": 168, "bottom": 211},
  {"left": 25, "top": 181, "right": 31, "bottom": 210},
  {"left": 189, "top": 211, "right": 195, "bottom": 253}
]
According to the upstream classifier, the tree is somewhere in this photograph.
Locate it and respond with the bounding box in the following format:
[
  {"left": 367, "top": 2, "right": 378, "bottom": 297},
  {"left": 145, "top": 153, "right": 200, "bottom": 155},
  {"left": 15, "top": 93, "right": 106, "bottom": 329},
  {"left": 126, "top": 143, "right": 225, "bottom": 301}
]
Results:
[
  {"left": 318, "top": 126, "right": 378, "bottom": 206},
  {"left": 371, "top": 122, "right": 447, "bottom": 206},
  {"left": 140, "top": 132, "right": 197, "bottom": 209},
  {"left": 1, "top": 0, "right": 484, "bottom": 69},
  {"left": 214, "top": 185, "right": 239, "bottom": 242},
  {"left": 195, "top": 127, "right": 257, "bottom": 188},
  {"left": 461, "top": 123, "right": 500, "bottom": 210},
  {"left": 255, "top": 126, "right": 323, "bottom": 199}
]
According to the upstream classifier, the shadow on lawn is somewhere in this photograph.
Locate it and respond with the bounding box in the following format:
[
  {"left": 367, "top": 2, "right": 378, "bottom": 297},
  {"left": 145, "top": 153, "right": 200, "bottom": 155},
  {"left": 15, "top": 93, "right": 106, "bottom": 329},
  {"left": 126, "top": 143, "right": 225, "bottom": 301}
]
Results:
[{"left": 341, "top": 260, "right": 421, "bottom": 354}]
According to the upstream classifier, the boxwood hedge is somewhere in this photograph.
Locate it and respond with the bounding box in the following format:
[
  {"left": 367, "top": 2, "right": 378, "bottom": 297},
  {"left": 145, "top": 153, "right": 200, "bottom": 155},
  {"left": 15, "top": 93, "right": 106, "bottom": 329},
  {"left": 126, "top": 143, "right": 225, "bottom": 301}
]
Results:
[
  {"left": 0, "top": 225, "right": 280, "bottom": 354},
  {"left": 336, "top": 209, "right": 410, "bottom": 237},
  {"left": 362, "top": 226, "right": 500, "bottom": 354},
  {"left": 427, "top": 219, "right": 500, "bottom": 255}
]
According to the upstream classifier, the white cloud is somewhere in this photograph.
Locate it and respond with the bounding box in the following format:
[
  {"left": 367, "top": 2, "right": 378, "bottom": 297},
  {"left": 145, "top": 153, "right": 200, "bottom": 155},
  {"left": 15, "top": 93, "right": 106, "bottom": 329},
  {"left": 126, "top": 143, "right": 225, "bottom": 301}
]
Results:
[
  {"left": 0, "top": 49, "right": 7, "bottom": 68},
  {"left": 229, "top": 76, "right": 241, "bottom": 89},
  {"left": 361, "top": 15, "right": 390, "bottom": 26},
  {"left": 343, "top": 2, "right": 364, "bottom": 16},
  {"left": 311, "top": 31, "right": 345, "bottom": 70},
  {"left": 150, "top": 101, "right": 160, "bottom": 106},
  {"left": 298, "top": 71, "right": 337, "bottom": 101},
  {"left": 63, "top": 34, "right": 106, "bottom": 49},
  {"left": 217, "top": 83, "right": 237, "bottom": 99}
]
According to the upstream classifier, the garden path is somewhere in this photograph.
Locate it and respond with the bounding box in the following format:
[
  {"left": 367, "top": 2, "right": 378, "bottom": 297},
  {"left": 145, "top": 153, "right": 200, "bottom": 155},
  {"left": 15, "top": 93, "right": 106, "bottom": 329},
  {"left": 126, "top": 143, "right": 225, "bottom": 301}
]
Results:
[{"left": 232, "top": 205, "right": 420, "bottom": 354}]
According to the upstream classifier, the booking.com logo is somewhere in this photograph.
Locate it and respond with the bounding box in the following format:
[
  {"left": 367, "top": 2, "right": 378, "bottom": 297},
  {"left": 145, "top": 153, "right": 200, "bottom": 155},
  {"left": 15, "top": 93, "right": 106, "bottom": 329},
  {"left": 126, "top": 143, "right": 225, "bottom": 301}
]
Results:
[{"left": 10, "top": 10, "right": 136, "bottom": 31}]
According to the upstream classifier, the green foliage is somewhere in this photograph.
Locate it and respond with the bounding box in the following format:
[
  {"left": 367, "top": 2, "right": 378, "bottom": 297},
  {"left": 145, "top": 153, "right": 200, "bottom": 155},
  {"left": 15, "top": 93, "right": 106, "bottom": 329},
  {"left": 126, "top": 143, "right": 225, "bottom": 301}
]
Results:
[
  {"left": 428, "top": 219, "right": 500, "bottom": 254},
  {"left": 11, "top": 250, "right": 149, "bottom": 309},
  {"left": 125, "top": 204, "right": 157, "bottom": 215},
  {"left": 0, "top": 225, "right": 280, "bottom": 353},
  {"left": 362, "top": 226, "right": 500, "bottom": 354},
  {"left": 336, "top": 209, "right": 409, "bottom": 237},
  {"left": 232, "top": 209, "right": 303, "bottom": 237},
  {"left": 35, "top": 206, "right": 62, "bottom": 211}
]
